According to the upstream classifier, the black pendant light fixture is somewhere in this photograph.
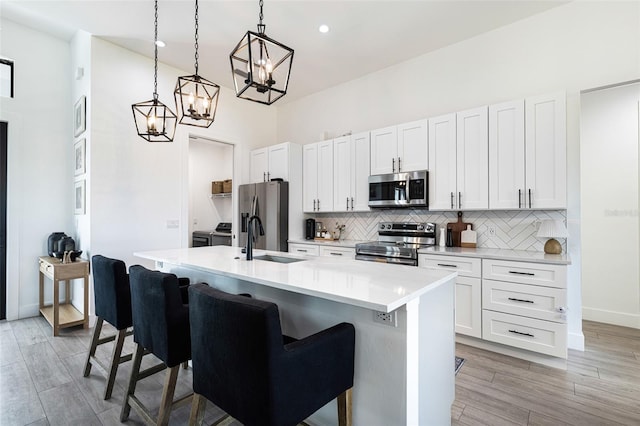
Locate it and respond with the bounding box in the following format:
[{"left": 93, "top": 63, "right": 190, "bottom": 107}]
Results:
[
  {"left": 132, "top": 0, "right": 177, "bottom": 142},
  {"left": 229, "top": 0, "right": 294, "bottom": 105},
  {"left": 174, "top": 0, "right": 220, "bottom": 127}
]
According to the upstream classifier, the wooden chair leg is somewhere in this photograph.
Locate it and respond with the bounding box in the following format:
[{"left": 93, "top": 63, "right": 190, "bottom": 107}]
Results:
[
  {"left": 120, "top": 343, "right": 145, "bottom": 421},
  {"left": 337, "top": 388, "right": 353, "bottom": 426},
  {"left": 182, "top": 361, "right": 189, "bottom": 369},
  {"left": 188, "top": 393, "right": 207, "bottom": 426},
  {"left": 83, "top": 317, "right": 104, "bottom": 377},
  {"left": 157, "top": 365, "right": 180, "bottom": 426},
  {"left": 104, "top": 328, "right": 127, "bottom": 400}
]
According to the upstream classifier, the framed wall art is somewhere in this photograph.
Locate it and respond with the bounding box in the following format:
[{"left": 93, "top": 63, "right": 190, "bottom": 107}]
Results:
[
  {"left": 74, "top": 95, "right": 86, "bottom": 137},
  {"left": 0, "top": 58, "right": 13, "bottom": 98},
  {"left": 74, "top": 138, "right": 86, "bottom": 176},
  {"left": 74, "top": 179, "right": 86, "bottom": 215}
]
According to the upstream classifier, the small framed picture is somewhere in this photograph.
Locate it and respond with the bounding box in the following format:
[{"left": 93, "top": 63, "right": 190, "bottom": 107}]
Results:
[
  {"left": 74, "top": 95, "right": 86, "bottom": 137},
  {"left": 0, "top": 58, "right": 14, "bottom": 98},
  {"left": 74, "top": 179, "right": 86, "bottom": 215},
  {"left": 74, "top": 138, "right": 86, "bottom": 176}
]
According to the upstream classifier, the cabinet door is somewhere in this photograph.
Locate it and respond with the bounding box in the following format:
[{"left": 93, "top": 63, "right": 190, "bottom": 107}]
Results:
[
  {"left": 268, "top": 142, "right": 289, "bottom": 181},
  {"left": 456, "top": 277, "right": 482, "bottom": 338},
  {"left": 302, "top": 144, "right": 318, "bottom": 212},
  {"left": 352, "top": 132, "right": 371, "bottom": 211},
  {"left": 428, "top": 113, "right": 457, "bottom": 210},
  {"left": 489, "top": 100, "right": 525, "bottom": 209},
  {"left": 333, "top": 136, "right": 352, "bottom": 211},
  {"left": 525, "top": 92, "right": 567, "bottom": 209},
  {"left": 316, "top": 140, "right": 334, "bottom": 212},
  {"left": 457, "top": 107, "right": 488, "bottom": 210},
  {"left": 250, "top": 148, "right": 268, "bottom": 183},
  {"left": 370, "top": 126, "right": 397, "bottom": 175},
  {"left": 397, "top": 120, "right": 428, "bottom": 172}
]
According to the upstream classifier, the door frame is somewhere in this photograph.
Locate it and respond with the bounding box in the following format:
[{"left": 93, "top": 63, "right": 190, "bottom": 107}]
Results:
[{"left": 1, "top": 121, "right": 7, "bottom": 320}]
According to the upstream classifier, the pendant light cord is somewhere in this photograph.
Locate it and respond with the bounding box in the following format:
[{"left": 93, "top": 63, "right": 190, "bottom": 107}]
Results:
[
  {"left": 153, "top": 0, "right": 159, "bottom": 100},
  {"left": 257, "top": 0, "right": 265, "bottom": 34},
  {"left": 194, "top": 0, "right": 199, "bottom": 75}
]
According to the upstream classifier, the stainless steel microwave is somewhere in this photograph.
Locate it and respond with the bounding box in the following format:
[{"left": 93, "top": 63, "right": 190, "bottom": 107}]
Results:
[{"left": 368, "top": 170, "right": 428, "bottom": 208}]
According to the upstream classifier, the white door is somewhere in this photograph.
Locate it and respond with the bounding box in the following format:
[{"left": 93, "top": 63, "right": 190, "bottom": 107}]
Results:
[
  {"left": 428, "top": 113, "right": 457, "bottom": 210},
  {"left": 250, "top": 148, "right": 268, "bottom": 183},
  {"left": 455, "top": 277, "right": 482, "bottom": 338},
  {"left": 268, "top": 142, "right": 289, "bottom": 181},
  {"left": 352, "top": 132, "right": 371, "bottom": 211},
  {"left": 302, "top": 143, "right": 318, "bottom": 212},
  {"left": 397, "top": 119, "right": 428, "bottom": 172},
  {"left": 317, "top": 140, "right": 334, "bottom": 212},
  {"left": 525, "top": 92, "right": 567, "bottom": 209},
  {"left": 370, "top": 126, "right": 397, "bottom": 175},
  {"left": 456, "top": 106, "right": 488, "bottom": 210},
  {"left": 333, "top": 136, "right": 351, "bottom": 211},
  {"left": 488, "top": 100, "right": 525, "bottom": 209}
]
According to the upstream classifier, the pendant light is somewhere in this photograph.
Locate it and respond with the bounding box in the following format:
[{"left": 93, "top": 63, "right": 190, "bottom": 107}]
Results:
[
  {"left": 174, "top": 0, "right": 220, "bottom": 127},
  {"left": 229, "top": 0, "right": 294, "bottom": 105},
  {"left": 132, "top": 0, "right": 177, "bottom": 142}
]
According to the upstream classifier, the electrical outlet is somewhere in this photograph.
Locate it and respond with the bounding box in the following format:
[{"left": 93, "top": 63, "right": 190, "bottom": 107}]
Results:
[
  {"left": 489, "top": 227, "right": 496, "bottom": 236},
  {"left": 373, "top": 310, "right": 397, "bottom": 327},
  {"left": 166, "top": 220, "right": 179, "bottom": 229}
]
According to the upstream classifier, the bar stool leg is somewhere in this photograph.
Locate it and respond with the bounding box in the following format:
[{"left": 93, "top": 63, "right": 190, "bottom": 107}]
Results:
[
  {"left": 83, "top": 317, "right": 104, "bottom": 377},
  {"left": 104, "top": 328, "right": 126, "bottom": 400},
  {"left": 120, "top": 343, "right": 145, "bottom": 421},
  {"left": 337, "top": 388, "right": 353, "bottom": 426},
  {"left": 157, "top": 365, "right": 180, "bottom": 426},
  {"left": 188, "top": 394, "right": 207, "bottom": 426}
]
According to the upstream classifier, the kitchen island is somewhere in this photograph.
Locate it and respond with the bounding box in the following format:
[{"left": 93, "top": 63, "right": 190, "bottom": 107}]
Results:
[{"left": 135, "top": 246, "right": 457, "bottom": 426}]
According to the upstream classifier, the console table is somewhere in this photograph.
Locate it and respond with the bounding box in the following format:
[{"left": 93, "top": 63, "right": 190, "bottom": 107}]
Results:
[{"left": 38, "top": 256, "right": 89, "bottom": 336}]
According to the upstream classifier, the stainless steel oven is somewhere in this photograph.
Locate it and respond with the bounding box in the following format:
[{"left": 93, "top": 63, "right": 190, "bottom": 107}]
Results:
[
  {"left": 368, "top": 170, "right": 428, "bottom": 208},
  {"left": 355, "top": 222, "right": 436, "bottom": 266}
]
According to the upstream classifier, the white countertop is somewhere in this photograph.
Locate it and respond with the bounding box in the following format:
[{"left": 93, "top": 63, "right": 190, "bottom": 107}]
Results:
[
  {"left": 288, "top": 238, "right": 368, "bottom": 248},
  {"left": 417, "top": 246, "right": 571, "bottom": 265},
  {"left": 134, "top": 246, "right": 456, "bottom": 312}
]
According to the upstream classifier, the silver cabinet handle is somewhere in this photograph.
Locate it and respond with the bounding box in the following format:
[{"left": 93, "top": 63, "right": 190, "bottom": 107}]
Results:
[
  {"left": 450, "top": 192, "right": 454, "bottom": 209},
  {"left": 346, "top": 197, "right": 349, "bottom": 211},
  {"left": 267, "top": 172, "right": 270, "bottom": 181},
  {"left": 458, "top": 192, "right": 462, "bottom": 209},
  {"left": 437, "top": 263, "right": 458, "bottom": 268},
  {"left": 351, "top": 197, "right": 354, "bottom": 210},
  {"left": 329, "top": 252, "right": 343, "bottom": 256},
  {"left": 508, "top": 329, "right": 534, "bottom": 338},
  {"left": 297, "top": 249, "right": 308, "bottom": 252},
  {"left": 518, "top": 189, "right": 522, "bottom": 209},
  {"left": 398, "top": 157, "right": 401, "bottom": 172},
  {"left": 263, "top": 172, "right": 266, "bottom": 182},
  {"left": 392, "top": 158, "right": 395, "bottom": 173},
  {"left": 508, "top": 297, "right": 534, "bottom": 304},
  {"left": 313, "top": 199, "right": 316, "bottom": 211},
  {"left": 508, "top": 271, "right": 535, "bottom": 276},
  {"left": 528, "top": 188, "right": 532, "bottom": 208},
  {"left": 317, "top": 199, "right": 320, "bottom": 211}
]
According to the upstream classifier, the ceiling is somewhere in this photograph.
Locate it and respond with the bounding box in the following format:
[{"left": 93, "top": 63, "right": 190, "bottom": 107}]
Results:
[{"left": 1, "top": 0, "right": 568, "bottom": 103}]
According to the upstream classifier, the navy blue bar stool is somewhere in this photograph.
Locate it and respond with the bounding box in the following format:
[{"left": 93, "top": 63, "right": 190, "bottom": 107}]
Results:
[
  {"left": 83, "top": 255, "right": 133, "bottom": 400},
  {"left": 120, "top": 265, "right": 192, "bottom": 426},
  {"left": 188, "top": 283, "right": 356, "bottom": 426}
]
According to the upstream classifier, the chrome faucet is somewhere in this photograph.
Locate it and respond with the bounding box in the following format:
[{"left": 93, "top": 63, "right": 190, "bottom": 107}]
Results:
[{"left": 246, "top": 215, "right": 264, "bottom": 260}]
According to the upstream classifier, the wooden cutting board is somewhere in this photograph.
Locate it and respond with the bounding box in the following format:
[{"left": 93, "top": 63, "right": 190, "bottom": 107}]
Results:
[{"left": 447, "top": 211, "right": 472, "bottom": 247}]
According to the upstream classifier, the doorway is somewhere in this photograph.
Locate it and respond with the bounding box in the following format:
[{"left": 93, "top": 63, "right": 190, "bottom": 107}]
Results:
[{"left": 1, "top": 121, "right": 7, "bottom": 320}]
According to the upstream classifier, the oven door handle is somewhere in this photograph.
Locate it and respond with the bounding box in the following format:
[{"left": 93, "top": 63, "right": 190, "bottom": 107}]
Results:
[{"left": 355, "top": 248, "right": 416, "bottom": 259}]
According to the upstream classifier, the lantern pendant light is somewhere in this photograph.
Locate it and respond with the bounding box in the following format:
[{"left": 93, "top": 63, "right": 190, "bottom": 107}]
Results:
[
  {"left": 229, "top": 0, "right": 294, "bottom": 105},
  {"left": 174, "top": 0, "right": 220, "bottom": 127},
  {"left": 132, "top": 0, "right": 177, "bottom": 142}
]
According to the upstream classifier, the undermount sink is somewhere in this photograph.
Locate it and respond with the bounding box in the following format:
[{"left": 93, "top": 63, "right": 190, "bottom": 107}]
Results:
[{"left": 253, "top": 254, "right": 306, "bottom": 264}]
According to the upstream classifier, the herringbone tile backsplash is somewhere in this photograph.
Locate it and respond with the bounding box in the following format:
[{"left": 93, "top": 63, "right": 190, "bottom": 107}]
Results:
[{"left": 313, "top": 210, "right": 567, "bottom": 252}]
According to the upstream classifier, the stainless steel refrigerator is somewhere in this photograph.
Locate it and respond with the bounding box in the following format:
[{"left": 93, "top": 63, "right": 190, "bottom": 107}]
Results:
[{"left": 238, "top": 181, "right": 289, "bottom": 252}]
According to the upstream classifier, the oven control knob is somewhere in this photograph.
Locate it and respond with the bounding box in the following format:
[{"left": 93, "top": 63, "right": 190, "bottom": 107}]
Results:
[
  {"left": 380, "top": 224, "right": 386, "bottom": 230},
  {"left": 386, "top": 224, "right": 392, "bottom": 229},
  {"left": 417, "top": 224, "right": 424, "bottom": 231}
]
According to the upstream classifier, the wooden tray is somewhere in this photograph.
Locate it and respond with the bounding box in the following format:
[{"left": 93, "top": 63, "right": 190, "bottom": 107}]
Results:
[{"left": 447, "top": 211, "right": 472, "bottom": 247}]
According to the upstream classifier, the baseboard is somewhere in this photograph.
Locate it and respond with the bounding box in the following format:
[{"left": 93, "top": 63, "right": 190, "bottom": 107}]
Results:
[
  {"left": 456, "top": 335, "right": 568, "bottom": 370},
  {"left": 582, "top": 307, "right": 640, "bottom": 329},
  {"left": 18, "top": 303, "right": 40, "bottom": 319},
  {"left": 568, "top": 331, "right": 585, "bottom": 351}
]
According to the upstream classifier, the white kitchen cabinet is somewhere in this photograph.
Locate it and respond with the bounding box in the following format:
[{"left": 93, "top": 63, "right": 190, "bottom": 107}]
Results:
[
  {"left": 250, "top": 142, "right": 295, "bottom": 183},
  {"left": 303, "top": 141, "right": 334, "bottom": 213},
  {"left": 289, "top": 243, "right": 320, "bottom": 256},
  {"left": 333, "top": 132, "right": 371, "bottom": 212},
  {"left": 419, "top": 254, "right": 482, "bottom": 338},
  {"left": 370, "top": 120, "right": 427, "bottom": 175},
  {"left": 489, "top": 93, "right": 566, "bottom": 209},
  {"left": 289, "top": 242, "right": 354, "bottom": 258},
  {"left": 428, "top": 108, "right": 488, "bottom": 211},
  {"left": 319, "top": 246, "right": 355, "bottom": 258}
]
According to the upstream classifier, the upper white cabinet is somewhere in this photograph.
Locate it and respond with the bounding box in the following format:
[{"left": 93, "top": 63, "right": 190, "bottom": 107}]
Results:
[
  {"left": 333, "top": 132, "right": 371, "bottom": 212},
  {"left": 489, "top": 93, "right": 566, "bottom": 209},
  {"left": 303, "top": 141, "right": 334, "bottom": 212},
  {"left": 370, "top": 120, "right": 428, "bottom": 175},
  {"left": 428, "top": 107, "right": 488, "bottom": 210},
  {"left": 250, "top": 142, "right": 294, "bottom": 183}
]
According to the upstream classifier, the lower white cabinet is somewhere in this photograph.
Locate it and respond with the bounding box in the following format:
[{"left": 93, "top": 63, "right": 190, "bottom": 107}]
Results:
[
  {"left": 288, "top": 243, "right": 319, "bottom": 256},
  {"left": 419, "top": 254, "right": 482, "bottom": 338},
  {"left": 319, "top": 246, "right": 355, "bottom": 258},
  {"left": 289, "top": 242, "right": 355, "bottom": 258}
]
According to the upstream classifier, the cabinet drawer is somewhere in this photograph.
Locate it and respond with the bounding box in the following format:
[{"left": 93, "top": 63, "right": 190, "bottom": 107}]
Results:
[
  {"left": 483, "top": 279, "right": 567, "bottom": 323},
  {"left": 482, "top": 259, "right": 566, "bottom": 288},
  {"left": 319, "top": 246, "right": 355, "bottom": 258},
  {"left": 288, "top": 243, "right": 319, "bottom": 256},
  {"left": 419, "top": 255, "right": 481, "bottom": 278},
  {"left": 482, "top": 310, "right": 567, "bottom": 358}
]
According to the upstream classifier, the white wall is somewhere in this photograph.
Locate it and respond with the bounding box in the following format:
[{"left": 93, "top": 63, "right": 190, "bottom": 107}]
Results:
[
  {"left": 277, "top": 1, "right": 640, "bottom": 343},
  {"left": 188, "top": 137, "right": 233, "bottom": 238},
  {"left": 0, "top": 18, "right": 73, "bottom": 319}
]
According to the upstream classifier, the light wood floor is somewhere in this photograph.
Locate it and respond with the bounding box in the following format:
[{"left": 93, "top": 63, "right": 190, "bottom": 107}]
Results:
[
  {"left": 453, "top": 320, "right": 640, "bottom": 425},
  {"left": 1, "top": 317, "right": 639, "bottom": 425}
]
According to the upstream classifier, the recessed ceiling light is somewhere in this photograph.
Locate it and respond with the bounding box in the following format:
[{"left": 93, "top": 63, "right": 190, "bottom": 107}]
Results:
[
  {"left": 155, "top": 40, "right": 166, "bottom": 47},
  {"left": 318, "top": 24, "right": 329, "bottom": 34}
]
